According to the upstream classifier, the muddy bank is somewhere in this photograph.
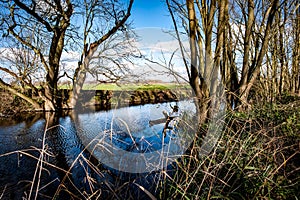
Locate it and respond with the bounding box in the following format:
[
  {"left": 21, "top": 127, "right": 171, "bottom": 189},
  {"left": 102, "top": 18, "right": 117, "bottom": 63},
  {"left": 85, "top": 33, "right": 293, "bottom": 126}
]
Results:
[{"left": 0, "top": 91, "right": 33, "bottom": 117}]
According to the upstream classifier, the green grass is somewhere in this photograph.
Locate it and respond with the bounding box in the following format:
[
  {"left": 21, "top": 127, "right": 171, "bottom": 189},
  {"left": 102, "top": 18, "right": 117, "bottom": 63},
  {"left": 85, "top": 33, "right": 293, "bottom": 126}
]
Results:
[{"left": 59, "top": 83, "right": 190, "bottom": 91}]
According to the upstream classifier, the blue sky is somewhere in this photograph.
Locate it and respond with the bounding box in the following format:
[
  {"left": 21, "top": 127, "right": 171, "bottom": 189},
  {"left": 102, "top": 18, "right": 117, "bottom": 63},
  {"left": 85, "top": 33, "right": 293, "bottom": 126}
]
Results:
[
  {"left": 130, "top": 0, "right": 173, "bottom": 29},
  {"left": 0, "top": 1, "right": 185, "bottom": 83}
]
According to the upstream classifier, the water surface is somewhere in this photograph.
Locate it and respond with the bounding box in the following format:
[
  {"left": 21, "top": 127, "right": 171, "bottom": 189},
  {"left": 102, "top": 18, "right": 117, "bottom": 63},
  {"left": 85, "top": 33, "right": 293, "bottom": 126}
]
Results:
[{"left": 0, "top": 100, "right": 196, "bottom": 199}]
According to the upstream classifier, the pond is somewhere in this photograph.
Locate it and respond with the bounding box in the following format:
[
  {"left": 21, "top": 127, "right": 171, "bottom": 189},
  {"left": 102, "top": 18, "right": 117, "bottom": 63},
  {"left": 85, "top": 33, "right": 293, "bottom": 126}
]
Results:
[{"left": 0, "top": 100, "right": 196, "bottom": 199}]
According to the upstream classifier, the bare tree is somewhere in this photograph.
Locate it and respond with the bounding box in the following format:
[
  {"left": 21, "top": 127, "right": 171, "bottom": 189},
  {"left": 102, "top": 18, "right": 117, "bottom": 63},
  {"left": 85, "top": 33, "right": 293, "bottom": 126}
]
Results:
[
  {"left": 167, "top": 0, "right": 284, "bottom": 112},
  {"left": 0, "top": 0, "right": 74, "bottom": 110},
  {"left": 231, "top": 0, "right": 299, "bottom": 104},
  {"left": 70, "top": 0, "right": 134, "bottom": 108},
  {"left": 291, "top": 1, "right": 300, "bottom": 95},
  {"left": 0, "top": 0, "right": 134, "bottom": 111},
  {"left": 236, "top": 0, "right": 280, "bottom": 109},
  {"left": 166, "top": 0, "right": 226, "bottom": 129}
]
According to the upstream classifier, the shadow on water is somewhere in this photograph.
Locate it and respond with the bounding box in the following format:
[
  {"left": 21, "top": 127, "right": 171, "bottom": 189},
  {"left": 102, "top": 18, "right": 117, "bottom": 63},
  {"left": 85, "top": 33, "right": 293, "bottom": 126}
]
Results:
[{"left": 0, "top": 100, "right": 196, "bottom": 199}]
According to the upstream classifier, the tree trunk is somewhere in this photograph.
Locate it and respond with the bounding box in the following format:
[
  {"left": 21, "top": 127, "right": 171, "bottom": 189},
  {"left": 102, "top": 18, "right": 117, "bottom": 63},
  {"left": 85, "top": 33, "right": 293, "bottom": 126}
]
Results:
[
  {"left": 292, "top": 4, "right": 300, "bottom": 95},
  {"left": 187, "top": 0, "right": 206, "bottom": 124},
  {"left": 211, "top": 0, "right": 225, "bottom": 115},
  {"left": 238, "top": 0, "right": 279, "bottom": 110},
  {"left": 237, "top": 0, "right": 254, "bottom": 110}
]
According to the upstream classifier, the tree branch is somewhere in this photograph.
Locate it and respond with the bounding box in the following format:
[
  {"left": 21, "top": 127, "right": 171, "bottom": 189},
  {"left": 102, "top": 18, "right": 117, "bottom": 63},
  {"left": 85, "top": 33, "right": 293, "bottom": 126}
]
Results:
[
  {"left": 13, "top": 0, "right": 53, "bottom": 32},
  {"left": 0, "top": 78, "right": 41, "bottom": 109},
  {"left": 0, "top": 66, "right": 37, "bottom": 92},
  {"left": 88, "top": 0, "right": 134, "bottom": 54}
]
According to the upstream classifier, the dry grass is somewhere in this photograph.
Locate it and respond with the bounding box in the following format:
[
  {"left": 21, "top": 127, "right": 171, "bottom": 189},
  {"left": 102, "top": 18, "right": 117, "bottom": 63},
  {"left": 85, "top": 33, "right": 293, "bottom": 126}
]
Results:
[{"left": 161, "top": 101, "right": 300, "bottom": 199}]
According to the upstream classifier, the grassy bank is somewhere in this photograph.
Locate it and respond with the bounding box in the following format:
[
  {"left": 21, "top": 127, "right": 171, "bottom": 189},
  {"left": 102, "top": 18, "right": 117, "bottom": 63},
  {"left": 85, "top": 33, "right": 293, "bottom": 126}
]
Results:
[
  {"left": 0, "top": 83, "right": 191, "bottom": 115},
  {"left": 161, "top": 99, "right": 300, "bottom": 199}
]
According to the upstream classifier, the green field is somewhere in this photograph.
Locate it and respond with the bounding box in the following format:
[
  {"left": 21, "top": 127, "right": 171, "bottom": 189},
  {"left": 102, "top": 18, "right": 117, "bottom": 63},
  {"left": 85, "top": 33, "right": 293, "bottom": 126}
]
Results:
[{"left": 59, "top": 83, "right": 190, "bottom": 91}]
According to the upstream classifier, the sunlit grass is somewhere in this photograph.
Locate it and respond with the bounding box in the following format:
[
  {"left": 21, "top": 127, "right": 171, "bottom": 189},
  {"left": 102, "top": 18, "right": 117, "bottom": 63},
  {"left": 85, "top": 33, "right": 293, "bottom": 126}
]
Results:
[{"left": 58, "top": 83, "right": 190, "bottom": 91}]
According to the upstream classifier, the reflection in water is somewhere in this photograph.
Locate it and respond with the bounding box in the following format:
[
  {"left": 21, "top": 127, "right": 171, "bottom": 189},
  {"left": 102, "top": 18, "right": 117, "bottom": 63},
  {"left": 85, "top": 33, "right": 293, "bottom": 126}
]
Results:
[
  {"left": 0, "top": 100, "right": 196, "bottom": 199},
  {"left": 76, "top": 100, "right": 196, "bottom": 173}
]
